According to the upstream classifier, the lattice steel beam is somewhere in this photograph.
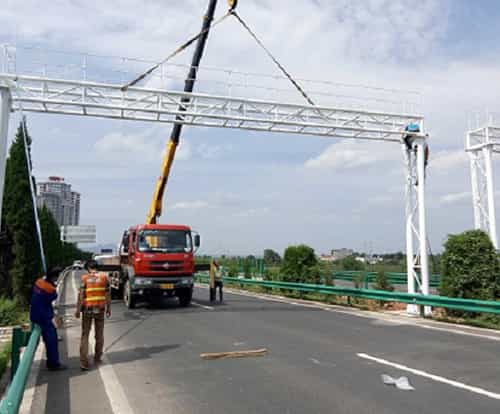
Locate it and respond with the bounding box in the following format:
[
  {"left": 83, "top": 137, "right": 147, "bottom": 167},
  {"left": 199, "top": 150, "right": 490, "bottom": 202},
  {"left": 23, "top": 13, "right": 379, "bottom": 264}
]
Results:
[{"left": 0, "top": 74, "right": 424, "bottom": 142}]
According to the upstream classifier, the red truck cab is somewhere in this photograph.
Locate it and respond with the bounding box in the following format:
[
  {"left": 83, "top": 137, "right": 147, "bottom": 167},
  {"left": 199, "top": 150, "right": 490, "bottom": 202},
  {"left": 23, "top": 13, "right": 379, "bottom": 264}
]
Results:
[{"left": 118, "top": 224, "right": 200, "bottom": 308}]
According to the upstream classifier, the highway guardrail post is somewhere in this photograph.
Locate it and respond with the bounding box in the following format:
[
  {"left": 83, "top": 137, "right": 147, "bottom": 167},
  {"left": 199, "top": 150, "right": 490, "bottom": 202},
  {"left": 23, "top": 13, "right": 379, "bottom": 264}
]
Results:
[{"left": 10, "top": 327, "right": 22, "bottom": 380}]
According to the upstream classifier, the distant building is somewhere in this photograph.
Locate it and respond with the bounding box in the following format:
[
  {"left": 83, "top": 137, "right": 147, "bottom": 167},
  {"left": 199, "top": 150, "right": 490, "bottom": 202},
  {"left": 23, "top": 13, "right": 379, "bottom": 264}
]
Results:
[
  {"left": 330, "top": 248, "right": 354, "bottom": 261},
  {"left": 37, "top": 176, "right": 80, "bottom": 226}
]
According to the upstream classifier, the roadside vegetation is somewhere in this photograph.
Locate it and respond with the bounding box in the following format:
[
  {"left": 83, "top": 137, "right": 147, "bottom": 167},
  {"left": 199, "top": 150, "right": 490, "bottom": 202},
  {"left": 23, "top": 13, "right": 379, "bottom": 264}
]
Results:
[
  {"left": 0, "top": 120, "right": 90, "bottom": 324},
  {"left": 198, "top": 231, "right": 500, "bottom": 330}
]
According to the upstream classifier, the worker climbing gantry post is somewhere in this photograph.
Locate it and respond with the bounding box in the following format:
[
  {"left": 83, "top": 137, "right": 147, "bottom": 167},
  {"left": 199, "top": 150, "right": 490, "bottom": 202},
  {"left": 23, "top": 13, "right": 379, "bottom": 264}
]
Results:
[
  {"left": 0, "top": 87, "right": 11, "bottom": 230},
  {"left": 146, "top": 0, "right": 220, "bottom": 224},
  {"left": 402, "top": 122, "right": 430, "bottom": 315}
]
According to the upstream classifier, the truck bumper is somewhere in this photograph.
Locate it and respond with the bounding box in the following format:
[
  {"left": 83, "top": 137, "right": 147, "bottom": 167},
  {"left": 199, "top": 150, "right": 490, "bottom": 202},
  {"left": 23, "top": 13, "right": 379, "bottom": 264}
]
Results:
[{"left": 131, "top": 276, "right": 193, "bottom": 296}]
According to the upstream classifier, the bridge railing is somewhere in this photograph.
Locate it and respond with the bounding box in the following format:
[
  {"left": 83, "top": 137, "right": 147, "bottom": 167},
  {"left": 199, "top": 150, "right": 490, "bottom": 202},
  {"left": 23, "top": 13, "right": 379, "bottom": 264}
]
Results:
[
  {"left": 0, "top": 266, "right": 73, "bottom": 414},
  {"left": 195, "top": 274, "right": 500, "bottom": 315},
  {"left": 0, "top": 325, "right": 40, "bottom": 414}
]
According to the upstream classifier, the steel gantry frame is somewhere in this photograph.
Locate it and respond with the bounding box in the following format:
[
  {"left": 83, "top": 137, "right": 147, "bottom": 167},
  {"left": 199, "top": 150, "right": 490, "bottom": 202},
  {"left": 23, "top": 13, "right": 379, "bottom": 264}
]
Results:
[
  {"left": 0, "top": 69, "right": 430, "bottom": 311},
  {"left": 466, "top": 124, "right": 500, "bottom": 249}
]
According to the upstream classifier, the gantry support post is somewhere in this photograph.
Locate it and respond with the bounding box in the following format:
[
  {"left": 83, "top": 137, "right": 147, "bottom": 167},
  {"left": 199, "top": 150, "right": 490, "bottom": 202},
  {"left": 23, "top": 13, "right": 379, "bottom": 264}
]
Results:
[
  {"left": 403, "top": 127, "right": 431, "bottom": 316},
  {"left": 0, "top": 87, "right": 11, "bottom": 230},
  {"left": 467, "top": 126, "right": 498, "bottom": 249}
]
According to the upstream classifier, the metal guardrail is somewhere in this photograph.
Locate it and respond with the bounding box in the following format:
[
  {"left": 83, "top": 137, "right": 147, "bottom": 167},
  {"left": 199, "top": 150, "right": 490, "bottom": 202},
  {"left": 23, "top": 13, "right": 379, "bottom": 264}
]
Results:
[
  {"left": 195, "top": 274, "right": 500, "bottom": 315},
  {"left": 0, "top": 325, "right": 40, "bottom": 414},
  {"left": 332, "top": 271, "right": 441, "bottom": 288}
]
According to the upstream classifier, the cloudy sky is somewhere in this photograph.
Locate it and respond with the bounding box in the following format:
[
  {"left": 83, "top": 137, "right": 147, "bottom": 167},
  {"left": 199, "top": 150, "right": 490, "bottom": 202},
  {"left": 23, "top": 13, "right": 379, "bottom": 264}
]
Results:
[{"left": 1, "top": 0, "right": 500, "bottom": 256}]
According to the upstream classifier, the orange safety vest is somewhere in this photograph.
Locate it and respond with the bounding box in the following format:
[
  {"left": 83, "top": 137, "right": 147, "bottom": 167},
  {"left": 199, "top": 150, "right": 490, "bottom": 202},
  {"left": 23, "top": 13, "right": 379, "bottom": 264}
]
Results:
[{"left": 82, "top": 272, "right": 108, "bottom": 309}]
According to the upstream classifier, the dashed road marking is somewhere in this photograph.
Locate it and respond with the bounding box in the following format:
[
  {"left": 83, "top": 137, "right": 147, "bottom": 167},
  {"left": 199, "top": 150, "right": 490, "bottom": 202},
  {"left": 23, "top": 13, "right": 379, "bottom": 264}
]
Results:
[{"left": 357, "top": 353, "right": 500, "bottom": 401}]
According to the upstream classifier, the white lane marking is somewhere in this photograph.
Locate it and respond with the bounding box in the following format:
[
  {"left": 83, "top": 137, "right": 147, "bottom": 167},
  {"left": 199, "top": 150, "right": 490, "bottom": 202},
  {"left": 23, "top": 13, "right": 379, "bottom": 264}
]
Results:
[
  {"left": 19, "top": 343, "right": 45, "bottom": 414},
  {"left": 357, "top": 353, "right": 500, "bottom": 401},
  {"left": 191, "top": 301, "right": 214, "bottom": 310},
  {"left": 71, "top": 270, "right": 78, "bottom": 301},
  {"left": 98, "top": 356, "right": 135, "bottom": 414},
  {"left": 197, "top": 285, "right": 500, "bottom": 342}
]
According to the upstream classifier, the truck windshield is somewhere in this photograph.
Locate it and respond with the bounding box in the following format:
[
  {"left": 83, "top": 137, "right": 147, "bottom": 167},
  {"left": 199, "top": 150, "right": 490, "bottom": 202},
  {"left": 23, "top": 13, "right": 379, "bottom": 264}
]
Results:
[{"left": 137, "top": 230, "right": 192, "bottom": 253}]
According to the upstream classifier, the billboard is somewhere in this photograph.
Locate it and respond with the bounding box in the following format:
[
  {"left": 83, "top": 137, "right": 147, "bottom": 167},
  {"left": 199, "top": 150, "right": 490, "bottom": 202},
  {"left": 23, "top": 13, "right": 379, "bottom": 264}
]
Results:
[{"left": 60, "top": 225, "right": 96, "bottom": 244}]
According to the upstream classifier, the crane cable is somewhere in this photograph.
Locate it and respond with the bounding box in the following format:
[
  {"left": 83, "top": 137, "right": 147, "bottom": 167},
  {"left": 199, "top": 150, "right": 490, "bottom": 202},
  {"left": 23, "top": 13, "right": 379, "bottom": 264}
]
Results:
[
  {"left": 121, "top": 8, "right": 234, "bottom": 91},
  {"left": 229, "top": 10, "right": 317, "bottom": 107}
]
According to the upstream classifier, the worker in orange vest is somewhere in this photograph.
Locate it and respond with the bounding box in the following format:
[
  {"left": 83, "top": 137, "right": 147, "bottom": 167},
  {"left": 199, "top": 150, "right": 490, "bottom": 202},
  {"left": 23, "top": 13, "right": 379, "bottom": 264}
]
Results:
[{"left": 75, "top": 259, "right": 111, "bottom": 371}]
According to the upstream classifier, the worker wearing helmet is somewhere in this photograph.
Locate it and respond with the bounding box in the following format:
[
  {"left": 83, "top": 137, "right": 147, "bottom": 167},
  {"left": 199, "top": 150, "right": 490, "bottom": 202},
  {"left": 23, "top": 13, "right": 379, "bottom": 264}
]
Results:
[
  {"left": 75, "top": 259, "right": 111, "bottom": 371},
  {"left": 30, "top": 266, "right": 67, "bottom": 371}
]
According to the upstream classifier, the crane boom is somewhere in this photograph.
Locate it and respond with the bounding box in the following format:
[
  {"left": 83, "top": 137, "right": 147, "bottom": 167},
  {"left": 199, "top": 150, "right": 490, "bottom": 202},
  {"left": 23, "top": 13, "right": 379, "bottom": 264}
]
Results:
[{"left": 146, "top": 0, "right": 219, "bottom": 224}]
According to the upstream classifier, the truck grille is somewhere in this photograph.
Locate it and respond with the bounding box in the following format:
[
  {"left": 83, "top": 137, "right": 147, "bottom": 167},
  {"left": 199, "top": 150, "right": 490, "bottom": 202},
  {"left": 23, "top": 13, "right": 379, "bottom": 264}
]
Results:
[{"left": 148, "top": 260, "right": 183, "bottom": 272}]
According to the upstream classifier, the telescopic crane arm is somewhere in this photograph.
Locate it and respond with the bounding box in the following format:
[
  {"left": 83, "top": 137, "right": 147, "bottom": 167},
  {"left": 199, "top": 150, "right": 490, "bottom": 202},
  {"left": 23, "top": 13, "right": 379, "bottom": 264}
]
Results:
[{"left": 146, "top": 0, "right": 228, "bottom": 224}]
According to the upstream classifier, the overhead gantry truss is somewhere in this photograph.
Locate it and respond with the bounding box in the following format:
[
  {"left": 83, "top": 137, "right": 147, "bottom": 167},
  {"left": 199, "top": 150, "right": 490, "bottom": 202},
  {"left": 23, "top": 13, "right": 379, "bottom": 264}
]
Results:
[
  {"left": 0, "top": 74, "right": 423, "bottom": 142},
  {"left": 0, "top": 71, "right": 430, "bottom": 313},
  {"left": 466, "top": 125, "right": 500, "bottom": 249}
]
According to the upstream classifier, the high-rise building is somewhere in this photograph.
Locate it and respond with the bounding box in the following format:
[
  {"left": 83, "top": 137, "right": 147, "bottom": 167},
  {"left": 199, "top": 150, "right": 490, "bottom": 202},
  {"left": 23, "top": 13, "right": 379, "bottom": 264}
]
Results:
[{"left": 37, "top": 176, "right": 80, "bottom": 226}]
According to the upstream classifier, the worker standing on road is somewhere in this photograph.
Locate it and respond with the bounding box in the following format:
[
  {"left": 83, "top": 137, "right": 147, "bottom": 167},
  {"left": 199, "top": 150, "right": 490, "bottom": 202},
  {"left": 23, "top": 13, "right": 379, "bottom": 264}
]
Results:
[
  {"left": 209, "top": 260, "right": 223, "bottom": 303},
  {"left": 75, "top": 260, "right": 111, "bottom": 371},
  {"left": 30, "top": 266, "right": 67, "bottom": 371}
]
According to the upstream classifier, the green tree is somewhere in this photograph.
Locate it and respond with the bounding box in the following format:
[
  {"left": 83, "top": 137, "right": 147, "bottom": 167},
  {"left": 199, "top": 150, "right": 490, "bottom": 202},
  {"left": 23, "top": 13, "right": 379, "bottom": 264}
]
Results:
[
  {"left": 280, "top": 244, "right": 318, "bottom": 283},
  {"left": 440, "top": 230, "right": 500, "bottom": 300},
  {"left": 39, "top": 206, "right": 63, "bottom": 269},
  {"left": 339, "top": 255, "right": 365, "bottom": 271},
  {"left": 1, "top": 121, "right": 42, "bottom": 304},
  {"left": 263, "top": 249, "right": 281, "bottom": 266},
  {"left": 373, "top": 271, "right": 394, "bottom": 291}
]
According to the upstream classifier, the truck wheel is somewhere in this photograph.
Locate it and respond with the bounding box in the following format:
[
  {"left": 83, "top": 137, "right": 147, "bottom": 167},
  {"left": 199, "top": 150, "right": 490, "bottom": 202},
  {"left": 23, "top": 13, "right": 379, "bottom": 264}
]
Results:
[
  {"left": 124, "top": 280, "right": 136, "bottom": 309},
  {"left": 178, "top": 288, "right": 192, "bottom": 307}
]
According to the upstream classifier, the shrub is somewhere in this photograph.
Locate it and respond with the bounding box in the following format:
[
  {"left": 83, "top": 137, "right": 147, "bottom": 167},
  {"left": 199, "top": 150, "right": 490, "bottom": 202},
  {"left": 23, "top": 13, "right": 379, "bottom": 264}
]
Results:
[
  {"left": 374, "top": 271, "right": 394, "bottom": 292},
  {"left": 440, "top": 230, "right": 500, "bottom": 301},
  {"left": 0, "top": 298, "right": 26, "bottom": 326},
  {"left": 280, "top": 245, "right": 318, "bottom": 284}
]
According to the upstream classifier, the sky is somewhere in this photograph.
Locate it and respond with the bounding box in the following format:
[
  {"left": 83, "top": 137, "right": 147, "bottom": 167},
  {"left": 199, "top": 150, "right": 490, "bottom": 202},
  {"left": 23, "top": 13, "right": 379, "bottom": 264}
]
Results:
[{"left": 1, "top": 0, "right": 500, "bottom": 256}]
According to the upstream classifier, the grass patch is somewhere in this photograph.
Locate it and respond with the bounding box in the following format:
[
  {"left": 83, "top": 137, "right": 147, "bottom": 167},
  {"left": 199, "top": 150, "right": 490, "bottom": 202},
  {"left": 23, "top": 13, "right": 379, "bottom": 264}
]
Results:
[{"left": 0, "top": 343, "right": 11, "bottom": 380}]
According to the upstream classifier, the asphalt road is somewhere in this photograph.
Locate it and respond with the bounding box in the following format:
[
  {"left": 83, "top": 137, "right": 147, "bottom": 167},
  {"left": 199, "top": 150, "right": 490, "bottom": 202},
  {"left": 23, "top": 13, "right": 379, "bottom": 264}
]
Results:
[{"left": 23, "top": 270, "right": 500, "bottom": 413}]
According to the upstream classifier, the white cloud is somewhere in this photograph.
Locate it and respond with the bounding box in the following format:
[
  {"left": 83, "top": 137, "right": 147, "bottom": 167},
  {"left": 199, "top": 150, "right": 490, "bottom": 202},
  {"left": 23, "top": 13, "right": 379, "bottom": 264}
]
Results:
[
  {"left": 234, "top": 207, "right": 270, "bottom": 218},
  {"left": 304, "top": 140, "right": 401, "bottom": 170},
  {"left": 94, "top": 127, "right": 191, "bottom": 162},
  {"left": 171, "top": 200, "right": 210, "bottom": 210},
  {"left": 430, "top": 150, "right": 468, "bottom": 173},
  {"left": 439, "top": 191, "right": 470, "bottom": 204}
]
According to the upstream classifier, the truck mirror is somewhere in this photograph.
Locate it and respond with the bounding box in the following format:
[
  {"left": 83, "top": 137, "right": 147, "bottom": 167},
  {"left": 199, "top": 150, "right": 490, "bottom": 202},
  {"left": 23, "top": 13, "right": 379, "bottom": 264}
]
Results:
[{"left": 194, "top": 234, "right": 200, "bottom": 247}]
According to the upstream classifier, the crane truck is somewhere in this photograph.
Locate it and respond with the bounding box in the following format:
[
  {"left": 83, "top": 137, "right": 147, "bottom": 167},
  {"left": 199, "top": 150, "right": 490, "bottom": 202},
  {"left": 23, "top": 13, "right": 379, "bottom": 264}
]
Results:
[
  {"left": 95, "top": 0, "right": 224, "bottom": 308},
  {"left": 96, "top": 225, "right": 200, "bottom": 309}
]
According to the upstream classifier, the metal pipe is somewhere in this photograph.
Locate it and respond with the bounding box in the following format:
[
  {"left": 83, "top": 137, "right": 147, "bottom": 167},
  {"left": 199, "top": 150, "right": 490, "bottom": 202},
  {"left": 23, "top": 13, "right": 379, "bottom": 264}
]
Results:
[
  {"left": 483, "top": 136, "right": 498, "bottom": 248},
  {"left": 0, "top": 87, "right": 11, "bottom": 230},
  {"left": 402, "top": 144, "right": 417, "bottom": 314},
  {"left": 416, "top": 138, "right": 431, "bottom": 314}
]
